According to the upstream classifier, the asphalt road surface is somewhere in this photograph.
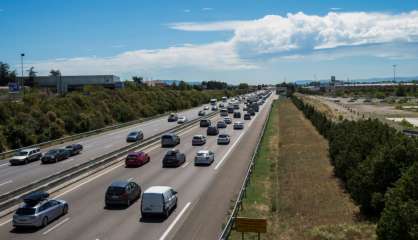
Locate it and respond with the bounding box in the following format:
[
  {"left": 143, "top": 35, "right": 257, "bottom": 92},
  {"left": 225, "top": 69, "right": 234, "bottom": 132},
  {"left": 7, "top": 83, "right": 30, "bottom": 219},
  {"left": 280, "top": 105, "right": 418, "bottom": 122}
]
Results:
[
  {"left": 0, "top": 94, "right": 274, "bottom": 240},
  {"left": 0, "top": 104, "right": 214, "bottom": 194}
]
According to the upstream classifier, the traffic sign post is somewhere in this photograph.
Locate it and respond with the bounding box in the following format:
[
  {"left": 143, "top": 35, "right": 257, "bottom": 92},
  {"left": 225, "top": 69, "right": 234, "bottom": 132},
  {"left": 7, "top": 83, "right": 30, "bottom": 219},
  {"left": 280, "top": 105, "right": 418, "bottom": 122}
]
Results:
[{"left": 235, "top": 217, "right": 267, "bottom": 240}]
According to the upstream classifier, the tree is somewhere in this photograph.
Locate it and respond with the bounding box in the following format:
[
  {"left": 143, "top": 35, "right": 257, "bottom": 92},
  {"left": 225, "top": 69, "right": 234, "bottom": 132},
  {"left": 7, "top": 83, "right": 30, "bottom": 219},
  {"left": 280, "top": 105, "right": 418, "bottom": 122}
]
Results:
[
  {"left": 49, "top": 69, "right": 61, "bottom": 77},
  {"left": 132, "top": 76, "right": 144, "bottom": 86},
  {"left": 238, "top": 83, "right": 249, "bottom": 90},
  {"left": 0, "top": 62, "right": 16, "bottom": 86},
  {"left": 178, "top": 81, "right": 188, "bottom": 90},
  {"left": 25, "top": 66, "right": 37, "bottom": 87}
]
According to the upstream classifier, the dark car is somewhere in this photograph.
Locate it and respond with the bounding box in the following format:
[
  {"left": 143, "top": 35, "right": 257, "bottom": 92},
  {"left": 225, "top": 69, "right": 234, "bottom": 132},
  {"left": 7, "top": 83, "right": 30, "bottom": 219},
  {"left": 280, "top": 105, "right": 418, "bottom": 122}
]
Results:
[
  {"left": 41, "top": 149, "right": 70, "bottom": 164},
  {"left": 125, "top": 151, "right": 150, "bottom": 167},
  {"left": 227, "top": 106, "right": 234, "bottom": 113},
  {"left": 248, "top": 108, "right": 255, "bottom": 116},
  {"left": 198, "top": 110, "right": 206, "bottom": 116},
  {"left": 161, "top": 133, "right": 180, "bottom": 147},
  {"left": 126, "top": 131, "right": 144, "bottom": 142},
  {"left": 216, "top": 121, "right": 227, "bottom": 128},
  {"left": 105, "top": 180, "right": 141, "bottom": 207},
  {"left": 65, "top": 144, "right": 83, "bottom": 156},
  {"left": 207, "top": 126, "right": 219, "bottom": 136},
  {"left": 244, "top": 113, "right": 251, "bottom": 120},
  {"left": 233, "top": 111, "right": 241, "bottom": 118},
  {"left": 162, "top": 149, "right": 186, "bottom": 167},
  {"left": 167, "top": 113, "right": 178, "bottom": 122},
  {"left": 200, "top": 119, "right": 211, "bottom": 127}
]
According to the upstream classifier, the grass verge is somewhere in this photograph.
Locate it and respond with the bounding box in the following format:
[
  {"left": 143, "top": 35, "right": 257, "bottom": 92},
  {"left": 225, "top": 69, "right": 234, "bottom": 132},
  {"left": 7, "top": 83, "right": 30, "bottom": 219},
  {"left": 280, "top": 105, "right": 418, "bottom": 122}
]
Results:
[{"left": 230, "top": 98, "right": 375, "bottom": 240}]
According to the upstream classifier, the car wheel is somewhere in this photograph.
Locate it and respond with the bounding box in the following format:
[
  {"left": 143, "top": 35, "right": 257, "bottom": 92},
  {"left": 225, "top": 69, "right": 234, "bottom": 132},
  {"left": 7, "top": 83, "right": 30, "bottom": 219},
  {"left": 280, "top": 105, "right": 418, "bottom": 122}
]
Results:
[
  {"left": 42, "top": 217, "right": 48, "bottom": 227},
  {"left": 164, "top": 209, "right": 169, "bottom": 218},
  {"left": 62, "top": 205, "right": 68, "bottom": 215},
  {"left": 127, "top": 199, "right": 131, "bottom": 206},
  {"left": 25, "top": 159, "right": 28, "bottom": 164}
]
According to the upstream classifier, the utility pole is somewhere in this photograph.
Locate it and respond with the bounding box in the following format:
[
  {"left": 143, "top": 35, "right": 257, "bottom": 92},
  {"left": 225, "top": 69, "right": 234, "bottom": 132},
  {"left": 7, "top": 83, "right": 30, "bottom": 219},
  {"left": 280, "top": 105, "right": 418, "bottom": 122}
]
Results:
[
  {"left": 393, "top": 64, "right": 397, "bottom": 82},
  {"left": 20, "top": 53, "right": 25, "bottom": 89}
]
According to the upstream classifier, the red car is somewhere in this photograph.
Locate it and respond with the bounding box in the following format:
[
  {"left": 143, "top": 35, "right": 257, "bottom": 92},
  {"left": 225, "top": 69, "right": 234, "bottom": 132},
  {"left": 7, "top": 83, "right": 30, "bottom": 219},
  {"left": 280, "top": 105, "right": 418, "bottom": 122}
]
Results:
[{"left": 125, "top": 152, "right": 150, "bottom": 167}]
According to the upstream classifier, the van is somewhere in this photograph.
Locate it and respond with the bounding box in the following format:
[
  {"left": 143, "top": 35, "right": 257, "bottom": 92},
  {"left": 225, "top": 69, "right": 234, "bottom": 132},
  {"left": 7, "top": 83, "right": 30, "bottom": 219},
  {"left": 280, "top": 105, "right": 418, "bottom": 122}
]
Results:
[
  {"left": 161, "top": 133, "right": 180, "bottom": 147},
  {"left": 141, "top": 186, "right": 177, "bottom": 218}
]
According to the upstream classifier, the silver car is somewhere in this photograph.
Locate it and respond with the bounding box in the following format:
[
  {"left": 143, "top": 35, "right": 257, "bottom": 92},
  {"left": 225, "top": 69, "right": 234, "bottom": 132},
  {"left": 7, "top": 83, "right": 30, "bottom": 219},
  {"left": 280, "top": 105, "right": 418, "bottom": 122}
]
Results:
[
  {"left": 233, "top": 122, "right": 244, "bottom": 130},
  {"left": 9, "top": 148, "right": 42, "bottom": 165},
  {"left": 192, "top": 135, "right": 207, "bottom": 146},
  {"left": 194, "top": 150, "right": 215, "bottom": 166},
  {"left": 217, "top": 134, "right": 231, "bottom": 145},
  {"left": 13, "top": 192, "right": 68, "bottom": 228}
]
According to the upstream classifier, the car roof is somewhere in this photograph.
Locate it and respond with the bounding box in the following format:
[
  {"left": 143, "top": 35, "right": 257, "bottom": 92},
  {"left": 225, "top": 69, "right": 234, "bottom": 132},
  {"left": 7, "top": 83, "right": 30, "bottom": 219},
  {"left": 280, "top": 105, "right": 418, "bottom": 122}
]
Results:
[
  {"left": 128, "top": 151, "right": 144, "bottom": 155},
  {"left": 20, "top": 147, "right": 39, "bottom": 152},
  {"left": 193, "top": 134, "right": 204, "bottom": 137},
  {"left": 197, "top": 150, "right": 210, "bottom": 154},
  {"left": 110, "top": 180, "right": 129, "bottom": 187},
  {"left": 144, "top": 186, "right": 172, "bottom": 194}
]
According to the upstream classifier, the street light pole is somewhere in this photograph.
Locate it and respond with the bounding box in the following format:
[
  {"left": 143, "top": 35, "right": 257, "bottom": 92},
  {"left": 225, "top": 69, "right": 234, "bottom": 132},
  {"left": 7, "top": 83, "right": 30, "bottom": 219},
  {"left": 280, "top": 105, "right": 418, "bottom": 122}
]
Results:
[
  {"left": 20, "top": 53, "right": 25, "bottom": 88},
  {"left": 393, "top": 64, "right": 397, "bottom": 82}
]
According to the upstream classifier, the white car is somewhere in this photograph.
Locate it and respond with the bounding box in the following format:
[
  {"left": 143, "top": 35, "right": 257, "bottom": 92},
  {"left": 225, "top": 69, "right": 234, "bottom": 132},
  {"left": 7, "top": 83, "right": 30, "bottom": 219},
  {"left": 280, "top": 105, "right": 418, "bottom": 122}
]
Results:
[
  {"left": 194, "top": 150, "right": 215, "bottom": 166},
  {"left": 203, "top": 106, "right": 209, "bottom": 110},
  {"left": 233, "top": 122, "right": 244, "bottom": 130},
  {"left": 141, "top": 186, "right": 177, "bottom": 218},
  {"left": 217, "top": 134, "right": 231, "bottom": 145},
  {"left": 177, "top": 116, "right": 187, "bottom": 124}
]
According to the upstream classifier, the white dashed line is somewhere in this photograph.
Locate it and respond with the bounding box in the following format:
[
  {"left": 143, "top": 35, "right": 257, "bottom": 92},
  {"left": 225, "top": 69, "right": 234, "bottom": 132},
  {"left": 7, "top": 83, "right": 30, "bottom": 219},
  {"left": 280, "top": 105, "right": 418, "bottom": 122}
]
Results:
[
  {"left": 42, "top": 217, "right": 70, "bottom": 235},
  {"left": 159, "top": 202, "right": 191, "bottom": 240}
]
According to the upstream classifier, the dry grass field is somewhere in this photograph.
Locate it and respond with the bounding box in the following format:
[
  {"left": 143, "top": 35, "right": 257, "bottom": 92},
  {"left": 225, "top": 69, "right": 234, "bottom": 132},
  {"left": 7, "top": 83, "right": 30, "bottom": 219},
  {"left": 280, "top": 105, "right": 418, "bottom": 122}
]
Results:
[{"left": 231, "top": 98, "right": 375, "bottom": 240}]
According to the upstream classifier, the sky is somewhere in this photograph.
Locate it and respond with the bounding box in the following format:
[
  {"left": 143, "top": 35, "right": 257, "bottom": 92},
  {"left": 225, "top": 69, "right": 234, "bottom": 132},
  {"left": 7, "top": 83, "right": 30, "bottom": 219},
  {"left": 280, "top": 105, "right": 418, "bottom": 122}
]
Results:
[{"left": 1, "top": 0, "right": 418, "bottom": 84}]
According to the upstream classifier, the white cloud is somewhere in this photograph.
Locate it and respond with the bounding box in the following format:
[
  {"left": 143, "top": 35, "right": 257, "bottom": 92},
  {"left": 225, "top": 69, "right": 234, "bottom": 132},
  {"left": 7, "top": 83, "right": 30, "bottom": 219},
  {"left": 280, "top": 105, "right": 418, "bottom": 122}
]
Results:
[
  {"left": 202, "top": 7, "right": 213, "bottom": 11},
  {"left": 330, "top": 7, "right": 342, "bottom": 11},
  {"left": 183, "top": 9, "right": 191, "bottom": 13},
  {"left": 169, "top": 21, "right": 247, "bottom": 31}
]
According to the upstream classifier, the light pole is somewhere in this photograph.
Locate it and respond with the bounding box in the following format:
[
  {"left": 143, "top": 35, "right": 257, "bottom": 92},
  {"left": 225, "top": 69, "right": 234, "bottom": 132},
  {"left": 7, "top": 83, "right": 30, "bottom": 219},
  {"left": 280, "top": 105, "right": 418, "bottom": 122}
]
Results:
[
  {"left": 392, "top": 64, "right": 397, "bottom": 82},
  {"left": 20, "top": 53, "right": 25, "bottom": 88}
]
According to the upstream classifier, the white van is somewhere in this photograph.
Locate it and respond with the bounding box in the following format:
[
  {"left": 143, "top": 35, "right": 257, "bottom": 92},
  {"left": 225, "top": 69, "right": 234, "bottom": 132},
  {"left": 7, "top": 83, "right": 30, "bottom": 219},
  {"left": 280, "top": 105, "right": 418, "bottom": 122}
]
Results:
[{"left": 141, "top": 186, "right": 177, "bottom": 218}]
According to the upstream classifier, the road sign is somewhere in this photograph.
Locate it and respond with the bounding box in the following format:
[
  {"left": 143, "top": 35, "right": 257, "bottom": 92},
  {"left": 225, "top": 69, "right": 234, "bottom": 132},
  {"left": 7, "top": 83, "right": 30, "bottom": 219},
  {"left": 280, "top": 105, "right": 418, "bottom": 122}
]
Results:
[{"left": 235, "top": 217, "right": 267, "bottom": 233}]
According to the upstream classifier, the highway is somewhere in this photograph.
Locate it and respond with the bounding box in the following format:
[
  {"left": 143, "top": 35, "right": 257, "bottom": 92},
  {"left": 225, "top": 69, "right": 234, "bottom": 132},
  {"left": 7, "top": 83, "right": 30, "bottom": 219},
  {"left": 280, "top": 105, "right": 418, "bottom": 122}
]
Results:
[
  {"left": 0, "top": 93, "right": 274, "bottom": 240},
  {"left": 0, "top": 104, "right": 213, "bottom": 194}
]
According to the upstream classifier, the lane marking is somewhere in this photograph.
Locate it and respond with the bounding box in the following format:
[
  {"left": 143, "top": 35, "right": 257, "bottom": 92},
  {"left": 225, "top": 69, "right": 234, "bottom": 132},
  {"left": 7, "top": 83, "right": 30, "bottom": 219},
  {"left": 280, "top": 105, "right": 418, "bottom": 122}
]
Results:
[
  {"left": 0, "top": 180, "right": 12, "bottom": 187},
  {"left": 42, "top": 217, "right": 70, "bottom": 235},
  {"left": 159, "top": 202, "right": 191, "bottom": 240},
  {"left": 181, "top": 161, "right": 191, "bottom": 168},
  {"left": 0, "top": 163, "right": 9, "bottom": 168},
  {"left": 103, "top": 144, "right": 113, "bottom": 149}
]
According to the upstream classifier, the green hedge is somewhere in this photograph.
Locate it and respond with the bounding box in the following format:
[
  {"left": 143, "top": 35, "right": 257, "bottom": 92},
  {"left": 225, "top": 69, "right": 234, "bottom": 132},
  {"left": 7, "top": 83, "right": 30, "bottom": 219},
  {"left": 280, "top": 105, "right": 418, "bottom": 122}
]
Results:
[
  {"left": 0, "top": 86, "right": 243, "bottom": 152},
  {"left": 291, "top": 95, "right": 418, "bottom": 239}
]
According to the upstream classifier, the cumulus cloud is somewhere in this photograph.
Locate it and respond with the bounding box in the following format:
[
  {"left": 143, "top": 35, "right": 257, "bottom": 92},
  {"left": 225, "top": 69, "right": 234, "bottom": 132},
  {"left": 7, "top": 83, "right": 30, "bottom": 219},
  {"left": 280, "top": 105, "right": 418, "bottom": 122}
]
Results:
[
  {"left": 29, "top": 11, "right": 418, "bottom": 77},
  {"left": 30, "top": 42, "right": 256, "bottom": 76}
]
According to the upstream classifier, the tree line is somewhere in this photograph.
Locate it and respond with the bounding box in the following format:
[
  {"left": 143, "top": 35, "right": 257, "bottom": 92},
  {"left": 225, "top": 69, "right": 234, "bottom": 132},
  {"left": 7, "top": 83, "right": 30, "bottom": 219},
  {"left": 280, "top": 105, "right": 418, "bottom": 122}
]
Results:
[
  {"left": 0, "top": 85, "right": 245, "bottom": 152},
  {"left": 291, "top": 95, "right": 418, "bottom": 240}
]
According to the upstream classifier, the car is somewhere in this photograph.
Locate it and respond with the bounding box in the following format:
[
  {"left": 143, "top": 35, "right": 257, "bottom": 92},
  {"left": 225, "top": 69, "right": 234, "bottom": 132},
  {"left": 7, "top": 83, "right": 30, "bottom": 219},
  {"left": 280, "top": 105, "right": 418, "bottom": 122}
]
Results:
[
  {"left": 219, "top": 103, "right": 225, "bottom": 108},
  {"left": 244, "top": 113, "right": 251, "bottom": 120},
  {"left": 125, "top": 151, "right": 150, "bottom": 167},
  {"left": 9, "top": 148, "right": 42, "bottom": 165},
  {"left": 203, "top": 106, "right": 209, "bottom": 110},
  {"left": 167, "top": 113, "right": 178, "bottom": 122},
  {"left": 177, "top": 116, "right": 187, "bottom": 124},
  {"left": 161, "top": 133, "right": 180, "bottom": 147},
  {"left": 65, "top": 144, "right": 83, "bottom": 156},
  {"left": 126, "top": 130, "right": 144, "bottom": 142},
  {"left": 13, "top": 192, "right": 68, "bottom": 228},
  {"left": 41, "top": 149, "right": 70, "bottom": 164},
  {"left": 220, "top": 109, "right": 228, "bottom": 116},
  {"left": 194, "top": 150, "right": 215, "bottom": 166},
  {"left": 233, "top": 104, "right": 240, "bottom": 110},
  {"left": 217, "top": 134, "right": 231, "bottom": 145},
  {"left": 207, "top": 126, "right": 219, "bottom": 136},
  {"left": 243, "top": 106, "right": 248, "bottom": 111},
  {"left": 141, "top": 186, "right": 177, "bottom": 218},
  {"left": 224, "top": 117, "right": 232, "bottom": 124},
  {"left": 248, "top": 108, "right": 255, "bottom": 116},
  {"left": 211, "top": 105, "right": 218, "bottom": 111},
  {"left": 105, "top": 180, "right": 141, "bottom": 207},
  {"left": 192, "top": 135, "right": 207, "bottom": 146},
  {"left": 217, "top": 121, "right": 227, "bottom": 128},
  {"left": 198, "top": 110, "right": 206, "bottom": 116},
  {"left": 162, "top": 149, "right": 186, "bottom": 167},
  {"left": 227, "top": 106, "right": 234, "bottom": 113},
  {"left": 233, "top": 122, "right": 244, "bottom": 130},
  {"left": 233, "top": 111, "right": 241, "bottom": 118},
  {"left": 200, "top": 119, "right": 211, "bottom": 127}
]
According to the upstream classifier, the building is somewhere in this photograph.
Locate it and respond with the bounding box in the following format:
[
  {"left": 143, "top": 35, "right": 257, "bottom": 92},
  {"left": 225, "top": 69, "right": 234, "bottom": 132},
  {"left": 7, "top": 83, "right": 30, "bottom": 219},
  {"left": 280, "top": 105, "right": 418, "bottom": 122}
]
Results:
[{"left": 17, "top": 75, "right": 122, "bottom": 93}]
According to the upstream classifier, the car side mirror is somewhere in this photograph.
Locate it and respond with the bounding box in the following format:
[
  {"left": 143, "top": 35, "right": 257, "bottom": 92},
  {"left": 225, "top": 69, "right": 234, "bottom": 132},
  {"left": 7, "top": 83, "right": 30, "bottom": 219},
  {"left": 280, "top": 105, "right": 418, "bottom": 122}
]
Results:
[{"left": 173, "top": 191, "right": 178, "bottom": 195}]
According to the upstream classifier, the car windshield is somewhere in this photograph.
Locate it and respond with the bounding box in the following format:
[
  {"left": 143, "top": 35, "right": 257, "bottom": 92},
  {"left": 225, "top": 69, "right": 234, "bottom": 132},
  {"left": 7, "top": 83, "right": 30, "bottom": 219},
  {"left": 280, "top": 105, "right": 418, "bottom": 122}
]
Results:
[
  {"left": 107, "top": 186, "right": 125, "bottom": 195},
  {"left": 129, "top": 132, "right": 137, "bottom": 136},
  {"left": 16, "top": 208, "right": 36, "bottom": 215},
  {"left": 219, "top": 135, "right": 228, "bottom": 138},
  {"left": 197, "top": 152, "right": 207, "bottom": 156},
  {"left": 193, "top": 136, "right": 202, "bottom": 139},
  {"left": 162, "top": 135, "right": 173, "bottom": 140},
  {"left": 15, "top": 151, "right": 29, "bottom": 156}
]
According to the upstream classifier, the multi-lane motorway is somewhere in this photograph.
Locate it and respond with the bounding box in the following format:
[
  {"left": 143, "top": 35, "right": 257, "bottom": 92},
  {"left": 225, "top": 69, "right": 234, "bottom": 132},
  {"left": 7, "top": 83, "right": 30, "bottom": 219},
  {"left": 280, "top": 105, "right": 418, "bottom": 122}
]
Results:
[
  {"left": 0, "top": 93, "right": 274, "bottom": 240},
  {"left": 0, "top": 104, "right": 209, "bottom": 194}
]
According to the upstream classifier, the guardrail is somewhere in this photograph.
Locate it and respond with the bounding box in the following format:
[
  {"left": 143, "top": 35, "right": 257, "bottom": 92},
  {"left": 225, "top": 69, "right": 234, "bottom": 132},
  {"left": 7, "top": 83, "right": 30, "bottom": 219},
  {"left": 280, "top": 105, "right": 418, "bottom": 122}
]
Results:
[
  {"left": 0, "top": 111, "right": 218, "bottom": 213},
  {"left": 218, "top": 100, "right": 274, "bottom": 240}
]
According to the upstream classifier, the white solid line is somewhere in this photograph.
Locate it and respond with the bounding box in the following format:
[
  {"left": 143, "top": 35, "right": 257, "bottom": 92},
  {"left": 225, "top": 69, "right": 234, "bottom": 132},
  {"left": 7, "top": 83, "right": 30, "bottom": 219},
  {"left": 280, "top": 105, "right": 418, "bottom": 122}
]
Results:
[
  {"left": 42, "top": 217, "right": 70, "bottom": 235},
  {"left": 181, "top": 161, "right": 191, "bottom": 168},
  {"left": 0, "top": 180, "right": 12, "bottom": 187},
  {"left": 159, "top": 202, "right": 191, "bottom": 240},
  {"left": 0, "top": 163, "right": 9, "bottom": 168}
]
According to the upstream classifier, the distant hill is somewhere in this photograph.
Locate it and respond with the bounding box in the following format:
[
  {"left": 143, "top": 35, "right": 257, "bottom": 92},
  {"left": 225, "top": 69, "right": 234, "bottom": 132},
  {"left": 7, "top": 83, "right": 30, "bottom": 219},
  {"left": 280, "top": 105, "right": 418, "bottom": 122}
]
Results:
[{"left": 295, "top": 76, "right": 418, "bottom": 85}]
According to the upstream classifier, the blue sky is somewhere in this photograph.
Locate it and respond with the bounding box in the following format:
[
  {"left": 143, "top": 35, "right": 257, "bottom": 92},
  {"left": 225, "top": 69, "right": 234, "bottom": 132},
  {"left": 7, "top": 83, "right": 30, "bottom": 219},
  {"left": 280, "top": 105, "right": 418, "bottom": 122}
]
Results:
[{"left": 1, "top": 0, "right": 418, "bottom": 84}]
